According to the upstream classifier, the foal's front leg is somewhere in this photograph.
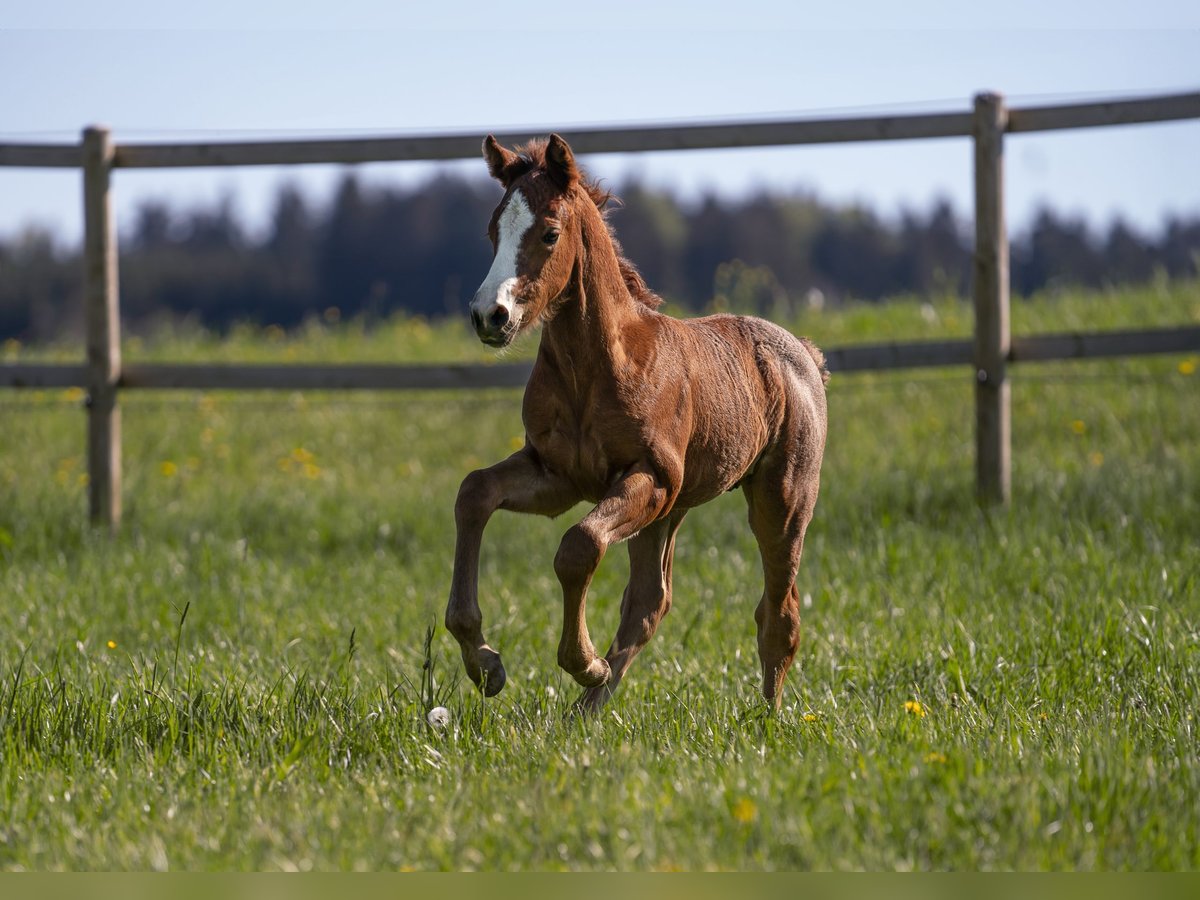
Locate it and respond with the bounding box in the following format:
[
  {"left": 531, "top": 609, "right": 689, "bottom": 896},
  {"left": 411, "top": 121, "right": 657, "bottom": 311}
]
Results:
[
  {"left": 447, "top": 448, "right": 576, "bottom": 696},
  {"left": 553, "top": 464, "right": 673, "bottom": 689}
]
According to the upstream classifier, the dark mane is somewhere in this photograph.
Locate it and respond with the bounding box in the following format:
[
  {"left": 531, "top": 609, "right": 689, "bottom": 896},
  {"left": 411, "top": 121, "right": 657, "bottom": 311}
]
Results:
[{"left": 516, "top": 139, "right": 663, "bottom": 310}]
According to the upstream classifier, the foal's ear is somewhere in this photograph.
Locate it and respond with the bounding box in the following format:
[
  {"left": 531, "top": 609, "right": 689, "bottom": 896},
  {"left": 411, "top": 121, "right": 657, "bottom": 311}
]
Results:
[
  {"left": 545, "top": 133, "right": 580, "bottom": 191},
  {"left": 483, "top": 135, "right": 522, "bottom": 187}
]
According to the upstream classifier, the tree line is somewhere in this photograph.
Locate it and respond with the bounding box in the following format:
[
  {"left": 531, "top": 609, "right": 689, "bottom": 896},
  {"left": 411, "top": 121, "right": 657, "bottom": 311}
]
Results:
[{"left": 1, "top": 172, "right": 1198, "bottom": 342}]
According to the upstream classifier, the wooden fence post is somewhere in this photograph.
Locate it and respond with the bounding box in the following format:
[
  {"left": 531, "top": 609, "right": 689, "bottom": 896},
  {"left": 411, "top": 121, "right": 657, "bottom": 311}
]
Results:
[
  {"left": 82, "top": 125, "right": 122, "bottom": 529},
  {"left": 972, "top": 92, "right": 1011, "bottom": 505}
]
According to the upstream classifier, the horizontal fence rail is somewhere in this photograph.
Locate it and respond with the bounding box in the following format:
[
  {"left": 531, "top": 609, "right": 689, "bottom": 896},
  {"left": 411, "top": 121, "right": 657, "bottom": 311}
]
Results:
[
  {"left": 4, "top": 325, "right": 1197, "bottom": 391},
  {"left": 118, "top": 361, "right": 534, "bottom": 391},
  {"left": 110, "top": 112, "right": 977, "bottom": 169},
  {"left": 2, "top": 91, "right": 1198, "bottom": 170},
  {"left": 0, "top": 143, "right": 80, "bottom": 168},
  {"left": 0, "top": 363, "right": 89, "bottom": 388},
  {"left": 1006, "top": 91, "right": 1200, "bottom": 134},
  {"left": 1, "top": 87, "right": 1198, "bottom": 525},
  {"left": 1010, "top": 325, "right": 1200, "bottom": 363}
]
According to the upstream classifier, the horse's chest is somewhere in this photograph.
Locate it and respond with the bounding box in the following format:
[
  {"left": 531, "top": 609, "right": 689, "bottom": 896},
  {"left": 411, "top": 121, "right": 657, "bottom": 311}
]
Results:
[{"left": 526, "top": 406, "right": 634, "bottom": 499}]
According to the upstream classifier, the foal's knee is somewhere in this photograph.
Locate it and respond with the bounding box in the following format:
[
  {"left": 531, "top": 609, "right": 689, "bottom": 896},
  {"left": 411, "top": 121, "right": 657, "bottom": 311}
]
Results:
[
  {"left": 554, "top": 524, "right": 604, "bottom": 589},
  {"left": 455, "top": 469, "right": 496, "bottom": 528}
]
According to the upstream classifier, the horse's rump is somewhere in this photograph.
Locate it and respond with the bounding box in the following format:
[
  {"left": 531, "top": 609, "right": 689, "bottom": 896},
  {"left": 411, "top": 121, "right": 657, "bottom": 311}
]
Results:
[{"left": 800, "top": 337, "right": 831, "bottom": 385}]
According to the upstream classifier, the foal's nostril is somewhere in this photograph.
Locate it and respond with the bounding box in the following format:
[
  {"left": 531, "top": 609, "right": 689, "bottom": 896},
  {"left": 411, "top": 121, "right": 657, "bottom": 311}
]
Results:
[
  {"left": 488, "top": 306, "right": 510, "bottom": 330},
  {"left": 471, "top": 309, "right": 483, "bottom": 331}
]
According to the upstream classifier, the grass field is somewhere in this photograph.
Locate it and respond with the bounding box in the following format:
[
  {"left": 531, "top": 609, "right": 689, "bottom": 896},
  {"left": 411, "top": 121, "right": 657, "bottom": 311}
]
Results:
[{"left": 1, "top": 281, "right": 1198, "bottom": 870}]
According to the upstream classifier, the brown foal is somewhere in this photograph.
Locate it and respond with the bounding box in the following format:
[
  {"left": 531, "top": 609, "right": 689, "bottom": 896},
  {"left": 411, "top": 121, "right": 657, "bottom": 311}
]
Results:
[{"left": 445, "top": 134, "right": 828, "bottom": 712}]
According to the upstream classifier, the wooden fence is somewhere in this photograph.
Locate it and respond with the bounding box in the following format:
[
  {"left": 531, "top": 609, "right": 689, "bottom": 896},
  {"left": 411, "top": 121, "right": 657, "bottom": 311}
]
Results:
[{"left": 2, "top": 90, "right": 1199, "bottom": 528}]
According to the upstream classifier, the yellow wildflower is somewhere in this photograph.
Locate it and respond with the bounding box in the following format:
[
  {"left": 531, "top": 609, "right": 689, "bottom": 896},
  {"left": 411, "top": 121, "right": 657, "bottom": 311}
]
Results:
[
  {"left": 731, "top": 797, "right": 757, "bottom": 824},
  {"left": 1070, "top": 420, "right": 1086, "bottom": 435},
  {"left": 107, "top": 640, "right": 117, "bottom": 650},
  {"left": 923, "top": 751, "right": 947, "bottom": 764},
  {"left": 904, "top": 700, "right": 927, "bottom": 718},
  {"left": 1179, "top": 358, "right": 1196, "bottom": 376},
  {"left": 803, "top": 713, "right": 819, "bottom": 723},
  {"left": 160, "top": 461, "right": 178, "bottom": 477}
]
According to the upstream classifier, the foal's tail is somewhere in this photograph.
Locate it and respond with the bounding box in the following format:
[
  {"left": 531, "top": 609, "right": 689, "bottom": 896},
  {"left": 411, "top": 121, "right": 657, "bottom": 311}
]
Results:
[{"left": 800, "top": 338, "right": 831, "bottom": 386}]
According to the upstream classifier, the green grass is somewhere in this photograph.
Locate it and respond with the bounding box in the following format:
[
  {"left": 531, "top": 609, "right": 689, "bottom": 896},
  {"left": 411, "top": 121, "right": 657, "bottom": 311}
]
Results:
[{"left": 1, "top": 283, "right": 1198, "bottom": 870}]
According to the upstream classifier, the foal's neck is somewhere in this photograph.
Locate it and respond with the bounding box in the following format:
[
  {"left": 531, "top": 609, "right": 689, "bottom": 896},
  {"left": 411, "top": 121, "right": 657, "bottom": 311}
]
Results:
[{"left": 540, "top": 207, "right": 641, "bottom": 375}]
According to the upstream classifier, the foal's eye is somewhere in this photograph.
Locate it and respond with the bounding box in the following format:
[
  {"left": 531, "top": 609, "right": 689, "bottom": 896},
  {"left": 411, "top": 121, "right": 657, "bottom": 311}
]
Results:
[{"left": 542, "top": 229, "right": 560, "bottom": 247}]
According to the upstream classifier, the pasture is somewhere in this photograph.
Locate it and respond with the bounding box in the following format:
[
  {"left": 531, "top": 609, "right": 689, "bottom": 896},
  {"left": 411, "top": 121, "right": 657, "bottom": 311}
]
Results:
[{"left": 1, "top": 281, "right": 1198, "bottom": 870}]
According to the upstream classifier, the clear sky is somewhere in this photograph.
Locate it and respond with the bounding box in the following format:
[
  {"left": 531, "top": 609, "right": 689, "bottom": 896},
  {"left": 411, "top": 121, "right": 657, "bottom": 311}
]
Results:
[{"left": 2, "top": 2, "right": 1198, "bottom": 244}]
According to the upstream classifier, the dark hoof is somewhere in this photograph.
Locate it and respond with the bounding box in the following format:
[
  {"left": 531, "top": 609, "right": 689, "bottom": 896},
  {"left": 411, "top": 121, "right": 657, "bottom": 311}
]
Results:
[
  {"left": 480, "top": 658, "right": 506, "bottom": 697},
  {"left": 463, "top": 646, "right": 507, "bottom": 697}
]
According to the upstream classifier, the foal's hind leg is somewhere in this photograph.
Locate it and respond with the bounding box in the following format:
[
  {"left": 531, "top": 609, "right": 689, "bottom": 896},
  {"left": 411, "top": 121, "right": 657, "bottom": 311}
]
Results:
[
  {"left": 577, "top": 510, "right": 687, "bottom": 714},
  {"left": 743, "top": 458, "right": 820, "bottom": 709}
]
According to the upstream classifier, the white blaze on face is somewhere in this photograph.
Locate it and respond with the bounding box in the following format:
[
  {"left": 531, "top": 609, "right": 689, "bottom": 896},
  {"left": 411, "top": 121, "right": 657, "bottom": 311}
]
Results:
[{"left": 472, "top": 190, "right": 534, "bottom": 324}]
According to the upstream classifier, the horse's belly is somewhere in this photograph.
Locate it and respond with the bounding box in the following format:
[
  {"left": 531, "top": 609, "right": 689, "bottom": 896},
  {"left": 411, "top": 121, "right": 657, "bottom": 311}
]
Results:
[
  {"left": 676, "top": 441, "right": 758, "bottom": 506},
  {"left": 675, "top": 406, "right": 771, "bottom": 506},
  {"left": 529, "top": 392, "right": 768, "bottom": 508}
]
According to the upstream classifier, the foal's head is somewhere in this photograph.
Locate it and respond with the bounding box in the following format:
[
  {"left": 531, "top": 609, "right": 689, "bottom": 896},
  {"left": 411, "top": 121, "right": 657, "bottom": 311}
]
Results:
[{"left": 469, "top": 133, "right": 593, "bottom": 347}]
